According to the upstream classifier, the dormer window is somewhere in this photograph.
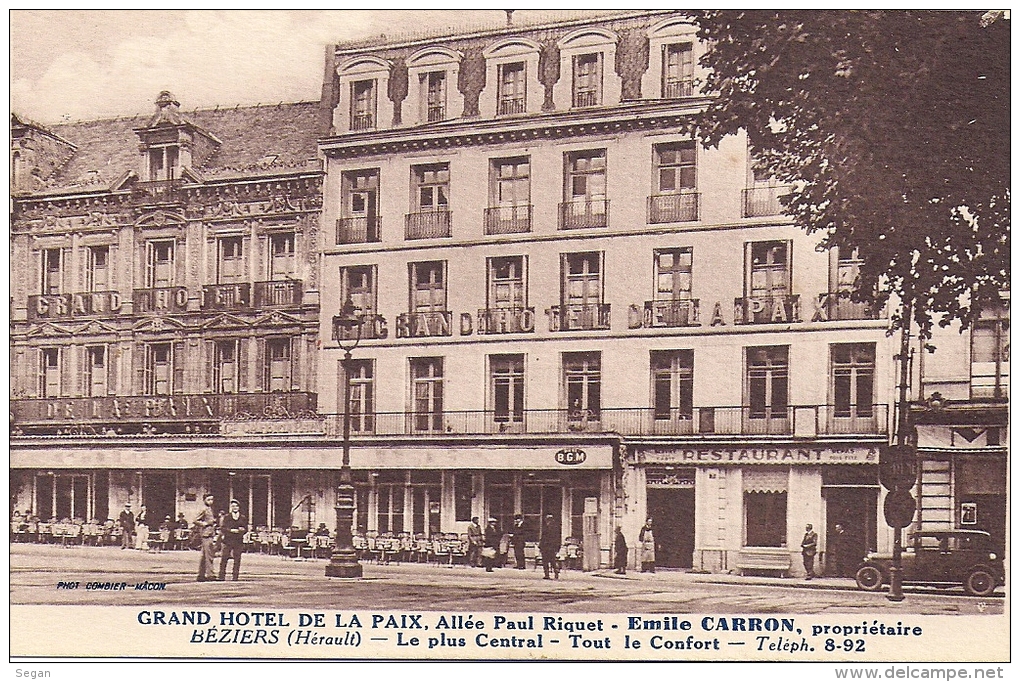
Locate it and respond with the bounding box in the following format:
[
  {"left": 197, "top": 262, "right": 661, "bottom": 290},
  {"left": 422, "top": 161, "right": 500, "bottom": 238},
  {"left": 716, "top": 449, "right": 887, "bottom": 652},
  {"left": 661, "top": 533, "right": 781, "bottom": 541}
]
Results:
[
  {"left": 573, "top": 54, "right": 602, "bottom": 107},
  {"left": 423, "top": 72, "right": 446, "bottom": 122},
  {"left": 554, "top": 29, "right": 620, "bottom": 110},
  {"left": 663, "top": 43, "right": 694, "bottom": 98},
  {"left": 643, "top": 17, "right": 701, "bottom": 100},
  {"left": 405, "top": 47, "right": 463, "bottom": 126},
  {"left": 351, "top": 80, "right": 377, "bottom": 130},
  {"left": 148, "top": 145, "right": 179, "bottom": 181},
  {"left": 134, "top": 92, "right": 220, "bottom": 182},
  {"left": 480, "top": 39, "right": 541, "bottom": 118},
  {"left": 498, "top": 62, "right": 527, "bottom": 115}
]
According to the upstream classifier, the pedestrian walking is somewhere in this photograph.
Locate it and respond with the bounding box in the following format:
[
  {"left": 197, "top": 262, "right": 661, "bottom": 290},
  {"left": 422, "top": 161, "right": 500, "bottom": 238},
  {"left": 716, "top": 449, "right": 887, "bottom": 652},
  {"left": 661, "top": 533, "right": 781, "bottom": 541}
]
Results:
[
  {"left": 638, "top": 518, "right": 656, "bottom": 573},
  {"left": 135, "top": 504, "right": 149, "bottom": 550},
  {"left": 118, "top": 503, "right": 135, "bottom": 550},
  {"left": 466, "top": 516, "right": 483, "bottom": 567},
  {"left": 511, "top": 513, "right": 527, "bottom": 570},
  {"left": 195, "top": 493, "right": 219, "bottom": 582},
  {"left": 539, "top": 514, "right": 561, "bottom": 580},
  {"left": 218, "top": 499, "right": 248, "bottom": 581},
  {"left": 482, "top": 517, "right": 500, "bottom": 573},
  {"left": 613, "top": 525, "right": 628, "bottom": 575},
  {"left": 801, "top": 523, "right": 818, "bottom": 580}
]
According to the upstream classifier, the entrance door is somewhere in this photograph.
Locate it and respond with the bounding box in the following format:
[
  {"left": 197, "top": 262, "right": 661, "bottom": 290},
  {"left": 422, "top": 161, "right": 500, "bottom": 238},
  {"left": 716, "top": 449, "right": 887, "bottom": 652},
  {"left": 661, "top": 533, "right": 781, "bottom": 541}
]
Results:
[
  {"left": 646, "top": 487, "right": 695, "bottom": 568},
  {"left": 142, "top": 472, "right": 177, "bottom": 526},
  {"left": 824, "top": 488, "right": 878, "bottom": 577}
]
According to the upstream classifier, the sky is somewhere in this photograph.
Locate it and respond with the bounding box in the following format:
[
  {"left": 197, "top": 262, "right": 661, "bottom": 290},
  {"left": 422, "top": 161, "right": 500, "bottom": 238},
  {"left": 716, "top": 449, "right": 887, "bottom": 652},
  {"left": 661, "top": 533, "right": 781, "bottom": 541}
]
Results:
[{"left": 9, "top": 9, "right": 606, "bottom": 125}]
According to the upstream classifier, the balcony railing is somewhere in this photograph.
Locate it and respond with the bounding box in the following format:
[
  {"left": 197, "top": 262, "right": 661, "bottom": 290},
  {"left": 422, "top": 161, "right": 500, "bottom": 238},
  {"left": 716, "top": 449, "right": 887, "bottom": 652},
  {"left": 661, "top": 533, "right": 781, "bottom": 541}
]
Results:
[
  {"left": 202, "top": 283, "right": 251, "bottom": 311},
  {"left": 573, "top": 90, "right": 599, "bottom": 108},
  {"left": 648, "top": 192, "right": 699, "bottom": 223},
  {"left": 821, "top": 292, "right": 879, "bottom": 321},
  {"left": 322, "top": 404, "right": 889, "bottom": 438},
  {"left": 426, "top": 105, "right": 445, "bottom": 122},
  {"left": 336, "top": 216, "right": 381, "bottom": 244},
  {"left": 476, "top": 307, "right": 536, "bottom": 334},
  {"left": 742, "top": 186, "right": 791, "bottom": 218},
  {"left": 253, "top": 280, "right": 303, "bottom": 307},
  {"left": 133, "top": 287, "right": 189, "bottom": 314},
  {"left": 559, "top": 199, "right": 609, "bottom": 229},
  {"left": 548, "top": 303, "right": 611, "bottom": 331},
  {"left": 663, "top": 79, "right": 695, "bottom": 99},
  {"left": 133, "top": 179, "right": 182, "bottom": 202},
  {"left": 498, "top": 97, "right": 527, "bottom": 116},
  {"left": 484, "top": 205, "right": 532, "bottom": 234},
  {"left": 642, "top": 299, "right": 700, "bottom": 328},
  {"left": 734, "top": 294, "right": 802, "bottom": 324},
  {"left": 405, "top": 210, "right": 452, "bottom": 239},
  {"left": 11, "top": 392, "right": 318, "bottom": 427},
  {"left": 351, "top": 113, "right": 375, "bottom": 131},
  {"left": 27, "top": 292, "right": 124, "bottom": 320}
]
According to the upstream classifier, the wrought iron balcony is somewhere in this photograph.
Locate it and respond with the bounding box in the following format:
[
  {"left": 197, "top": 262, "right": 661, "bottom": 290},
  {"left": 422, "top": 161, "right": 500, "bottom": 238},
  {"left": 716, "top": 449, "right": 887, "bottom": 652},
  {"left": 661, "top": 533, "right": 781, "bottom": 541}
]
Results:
[
  {"left": 132, "top": 179, "right": 183, "bottom": 202},
  {"left": 484, "top": 205, "right": 532, "bottom": 234},
  {"left": 573, "top": 90, "right": 599, "bottom": 108},
  {"left": 426, "top": 105, "right": 445, "bottom": 122},
  {"left": 548, "top": 303, "right": 611, "bottom": 331},
  {"left": 476, "top": 307, "right": 536, "bottom": 334},
  {"left": 201, "top": 283, "right": 251, "bottom": 311},
  {"left": 742, "top": 186, "right": 791, "bottom": 218},
  {"left": 336, "top": 216, "right": 381, "bottom": 244},
  {"left": 663, "top": 79, "right": 695, "bottom": 99},
  {"left": 641, "top": 299, "right": 700, "bottom": 328},
  {"left": 405, "top": 210, "right": 452, "bottom": 239},
  {"left": 734, "top": 294, "right": 802, "bottom": 324},
  {"left": 351, "top": 113, "right": 375, "bottom": 131},
  {"left": 648, "top": 192, "right": 699, "bottom": 223},
  {"left": 498, "top": 97, "right": 527, "bottom": 116},
  {"left": 253, "top": 280, "right": 303, "bottom": 307},
  {"left": 133, "top": 287, "right": 189, "bottom": 314},
  {"left": 559, "top": 199, "right": 609, "bottom": 229},
  {"left": 320, "top": 404, "right": 889, "bottom": 438}
]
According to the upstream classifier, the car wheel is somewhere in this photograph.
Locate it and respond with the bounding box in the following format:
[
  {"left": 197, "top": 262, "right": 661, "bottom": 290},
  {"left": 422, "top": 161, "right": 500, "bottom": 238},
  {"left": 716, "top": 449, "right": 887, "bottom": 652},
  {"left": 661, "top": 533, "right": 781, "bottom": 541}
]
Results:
[
  {"left": 855, "top": 565, "right": 883, "bottom": 592},
  {"left": 965, "top": 570, "right": 995, "bottom": 597}
]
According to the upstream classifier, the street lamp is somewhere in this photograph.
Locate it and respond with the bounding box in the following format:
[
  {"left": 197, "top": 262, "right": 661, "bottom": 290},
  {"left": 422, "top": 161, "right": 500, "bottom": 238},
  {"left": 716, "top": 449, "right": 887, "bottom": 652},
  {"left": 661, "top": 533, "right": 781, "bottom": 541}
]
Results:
[{"left": 325, "top": 295, "right": 365, "bottom": 578}]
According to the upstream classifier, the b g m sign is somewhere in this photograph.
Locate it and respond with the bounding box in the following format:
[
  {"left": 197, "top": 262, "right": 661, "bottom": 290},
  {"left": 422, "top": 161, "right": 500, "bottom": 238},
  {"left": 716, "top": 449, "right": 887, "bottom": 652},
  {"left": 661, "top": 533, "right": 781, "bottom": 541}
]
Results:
[{"left": 555, "top": 448, "right": 587, "bottom": 465}]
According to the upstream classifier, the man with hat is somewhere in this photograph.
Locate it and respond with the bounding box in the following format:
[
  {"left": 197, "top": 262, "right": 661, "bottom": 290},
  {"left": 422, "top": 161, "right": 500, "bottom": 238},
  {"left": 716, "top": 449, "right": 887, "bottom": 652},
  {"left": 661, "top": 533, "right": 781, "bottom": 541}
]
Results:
[
  {"left": 510, "top": 513, "right": 527, "bottom": 570},
  {"left": 195, "top": 493, "right": 218, "bottom": 582},
  {"left": 482, "top": 517, "right": 500, "bottom": 573},
  {"left": 218, "top": 499, "right": 248, "bottom": 581},
  {"left": 118, "top": 503, "right": 135, "bottom": 550}
]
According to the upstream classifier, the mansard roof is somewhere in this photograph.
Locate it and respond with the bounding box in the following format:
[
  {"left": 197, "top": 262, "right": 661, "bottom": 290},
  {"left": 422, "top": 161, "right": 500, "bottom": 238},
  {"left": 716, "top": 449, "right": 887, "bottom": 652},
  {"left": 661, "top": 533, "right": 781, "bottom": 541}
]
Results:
[{"left": 27, "top": 100, "right": 326, "bottom": 196}]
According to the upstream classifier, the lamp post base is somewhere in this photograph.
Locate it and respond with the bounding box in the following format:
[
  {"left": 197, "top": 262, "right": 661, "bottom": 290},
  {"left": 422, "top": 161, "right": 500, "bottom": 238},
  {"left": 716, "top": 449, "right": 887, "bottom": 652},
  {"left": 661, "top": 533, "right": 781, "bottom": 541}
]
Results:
[{"left": 325, "top": 553, "right": 364, "bottom": 579}]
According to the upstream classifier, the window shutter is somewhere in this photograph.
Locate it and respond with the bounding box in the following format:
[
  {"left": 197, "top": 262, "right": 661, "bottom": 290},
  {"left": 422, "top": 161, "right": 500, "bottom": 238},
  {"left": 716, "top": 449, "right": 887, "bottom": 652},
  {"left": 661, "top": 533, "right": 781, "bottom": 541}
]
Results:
[
  {"left": 107, "top": 344, "right": 118, "bottom": 395},
  {"left": 74, "top": 345, "right": 85, "bottom": 397},
  {"left": 786, "top": 239, "right": 794, "bottom": 294},
  {"left": 743, "top": 242, "right": 753, "bottom": 299},
  {"left": 203, "top": 341, "right": 215, "bottom": 393},
  {"left": 59, "top": 347, "right": 70, "bottom": 397},
  {"left": 290, "top": 336, "right": 300, "bottom": 391},
  {"left": 172, "top": 340, "right": 185, "bottom": 394},
  {"left": 238, "top": 338, "right": 250, "bottom": 392},
  {"left": 135, "top": 345, "right": 148, "bottom": 395},
  {"left": 33, "top": 348, "right": 43, "bottom": 398},
  {"left": 254, "top": 338, "right": 266, "bottom": 392}
]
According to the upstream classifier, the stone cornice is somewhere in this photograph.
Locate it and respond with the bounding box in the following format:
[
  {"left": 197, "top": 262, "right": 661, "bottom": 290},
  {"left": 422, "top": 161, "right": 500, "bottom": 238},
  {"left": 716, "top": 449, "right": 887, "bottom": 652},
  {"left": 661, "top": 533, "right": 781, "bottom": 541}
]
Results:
[{"left": 319, "top": 99, "right": 711, "bottom": 159}]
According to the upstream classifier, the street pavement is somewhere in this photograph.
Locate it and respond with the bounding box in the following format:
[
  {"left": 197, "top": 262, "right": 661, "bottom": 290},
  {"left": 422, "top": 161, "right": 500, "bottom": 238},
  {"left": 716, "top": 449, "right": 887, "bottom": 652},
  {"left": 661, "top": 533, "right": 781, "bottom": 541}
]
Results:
[{"left": 9, "top": 543, "right": 1003, "bottom": 615}]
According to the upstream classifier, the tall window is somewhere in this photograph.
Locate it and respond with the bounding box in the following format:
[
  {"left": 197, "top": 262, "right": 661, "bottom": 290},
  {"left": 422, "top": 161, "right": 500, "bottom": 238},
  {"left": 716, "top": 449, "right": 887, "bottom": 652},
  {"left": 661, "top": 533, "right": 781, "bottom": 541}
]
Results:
[
  {"left": 41, "top": 249, "right": 62, "bottom": 295},
  {"left": 410, "top": 261, "right": 447, "bottom": 313},
  {"left": 145, "top": 343, "right": 173, "bottom": 396},
  {"left": 341, "top": 265, "right": 377, "bottom": 317},
  {"left": 412, "top": 163, "right": 450, "bottom": 212},
  {"left": 146, "top": 240, "right": 175, "bottom": 288},
  {"left": 339, "top": 169, "right": 380, "bottom": 243},
  {"left": 564, "top": 352, "right": 601, "bottom": 421},
  {"left": 265, "top": 338, "right": 292, "bottom": 393},
  {"left": 662, "top": 43, "right": 694, "bottom": 97},
  {"left": 148, "top": 145, "right": 179, "bottom": 181},
  {"left": 654, "top": 249, "right": 692, "bottom": 301},
  {"left": 214, "top": 340, "right": 239, "bottom": 394},
  {"left": 564, "top": 252, "right": 602, "bottom": 308},
  {"left": 351, "top": 79, "right": 377, "bottom": 130},
  {"left": 747, "top": 346, "right": 789, "bottom": 421},
  {"left": 375, "top": 471, "right": 405, "bottom": 534},
  {"left": 649, "top": 143, "right": 697, "bottom": 223},
  {"left": 39, "top": 348, "right": 61, "bottom": 398},
  {"left": 410, "top": 357, "right": 444, "bottom": 432},
  {"left": 345, "top": 359, "right": 375, "bottom": 433},
  {"left": 487, "top": 256, "right": 526, "bottom": 310},
  {"left": 573, "top": 53, "right": 601, "bottom": 107},
  {"left": 490, "top": 354, "right": 525, "bottom": 425},
  {"left": 269, "top": 233, "right": 295, "bottom": 280},
  {"left": 748, "top": 241, "right": 791, "bottom": 299},
  {"left": 651, "top": 350, "right": 694, "bottom": 421},
  {"left": 217, "top": 237, "right": 244, "bottom": 283},
  {"left": 832, "top": 343, "right": 875, "bottom": 418},
  {"left": 86, "top": 246, "right": 109, "bottom": 292},
  {"left": 498, "top": 62, "right": 527, "bottom": 115},
  {"left": 971, "top": 309, "right": 1009, "bottom": 399},
  {"left": 487, "top": 157, "right": 531, "bottom": 233},
  {"left": 563, "top": 150, "right": 607, "bottom": 228},
  {"left": 85, "top": 346, "right": 107, "bottom": 397},
  {"left": 421, "top": 71, "right": 446, "bottom": 122}
]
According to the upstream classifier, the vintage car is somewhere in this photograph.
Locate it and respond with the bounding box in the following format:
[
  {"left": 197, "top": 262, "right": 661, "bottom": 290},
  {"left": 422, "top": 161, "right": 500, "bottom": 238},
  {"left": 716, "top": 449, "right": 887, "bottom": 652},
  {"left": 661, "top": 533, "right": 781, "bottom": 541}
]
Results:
[{"left": 854, "top": 530, "right": 1003, "bottom": 597}]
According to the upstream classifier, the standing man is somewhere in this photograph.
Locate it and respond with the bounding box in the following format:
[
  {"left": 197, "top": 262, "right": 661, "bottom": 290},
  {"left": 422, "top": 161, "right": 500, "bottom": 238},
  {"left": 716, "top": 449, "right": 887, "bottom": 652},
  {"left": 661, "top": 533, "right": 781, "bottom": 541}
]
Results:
[
  {"left": 482, "top": 517, "right": 500, "bottom": 572},
  {"left": 539, "top": 514, "right": 561, "bottom": 580},
  {"left": 829, "top": 524, "right": 846, "bottom": 577},
  {"left": 638, "top": 517, "right": 656, "bottom": 573},
  {"left": 118, "top": 503, "right": 135, "bottom": 550},
  {"left": 613, "top": 525, "right": 628, "bottom": 575},
  {"left": 466, "top": 516, "right": 483, "bottom": 568},
  {"left": 510, "top": 513, "right": 527, "bottom": 570},
  {"left": 135, "top": 504, "right": 149, "bottom": 551},
  {"left": 218, "top": 499, "right": 248, "bottom": 581},
  {"left": 801, "top": 523, "right": 818, "bottom": 580},
  {"left": 195, "top": 493, "right": 218, "bottom": 582}
]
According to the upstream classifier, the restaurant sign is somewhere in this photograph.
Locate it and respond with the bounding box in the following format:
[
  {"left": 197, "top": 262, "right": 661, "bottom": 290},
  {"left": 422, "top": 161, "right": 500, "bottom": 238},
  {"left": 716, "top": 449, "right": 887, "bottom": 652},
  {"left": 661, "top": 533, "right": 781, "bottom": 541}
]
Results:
[{"left": 639, "top": 445, "right": 878, "bottom": 465}]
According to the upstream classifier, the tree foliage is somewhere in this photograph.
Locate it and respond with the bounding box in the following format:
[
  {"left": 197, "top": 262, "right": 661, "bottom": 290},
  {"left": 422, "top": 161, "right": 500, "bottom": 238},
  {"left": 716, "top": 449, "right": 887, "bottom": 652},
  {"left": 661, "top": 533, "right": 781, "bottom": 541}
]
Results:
[{"left": 691, "top": 10, "right": 1009, "bottom": 337}]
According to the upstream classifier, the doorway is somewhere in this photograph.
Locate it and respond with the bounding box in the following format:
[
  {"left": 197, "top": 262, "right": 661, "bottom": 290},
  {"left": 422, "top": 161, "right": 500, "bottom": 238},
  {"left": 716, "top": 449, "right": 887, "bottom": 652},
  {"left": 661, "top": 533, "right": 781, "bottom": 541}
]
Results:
[
  {"left": 824, "top": 487, "right": 878, "bottom": 577},
  {"left": 646, "top": 486, "right": 695, "bottom": 568},
  {"left": 142, "top": 472, "right": 177, "bottom": 527}
]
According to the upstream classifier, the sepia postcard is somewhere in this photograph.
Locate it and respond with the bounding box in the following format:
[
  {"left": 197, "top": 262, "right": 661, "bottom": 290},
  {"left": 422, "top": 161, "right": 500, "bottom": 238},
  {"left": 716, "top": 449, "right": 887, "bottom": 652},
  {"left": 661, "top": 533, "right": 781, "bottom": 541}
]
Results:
[{"left": 9, "top": 9, "right": 1010, "bottom": 668}]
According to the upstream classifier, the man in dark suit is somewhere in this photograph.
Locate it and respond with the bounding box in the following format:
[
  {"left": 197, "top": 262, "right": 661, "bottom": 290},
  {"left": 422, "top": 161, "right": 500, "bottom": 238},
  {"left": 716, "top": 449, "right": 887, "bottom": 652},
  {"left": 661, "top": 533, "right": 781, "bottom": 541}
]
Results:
[
  {"left": 118, "top": 503, "right": 135, "bottom": 550},
  {"left": 510, "top": 513, "right": 527, "bottom": 569},
  {"left": 195, "top": 493, "right": 218, "bottom": 582},
  {"left": 801, "top": 523, "right": 819, "bottom": 580},
  {"left": 539, "top": 514, "right": 561, "bottom": 580},
  {"left": 218, "top": 499, "right": 248, "bottom": 581}
]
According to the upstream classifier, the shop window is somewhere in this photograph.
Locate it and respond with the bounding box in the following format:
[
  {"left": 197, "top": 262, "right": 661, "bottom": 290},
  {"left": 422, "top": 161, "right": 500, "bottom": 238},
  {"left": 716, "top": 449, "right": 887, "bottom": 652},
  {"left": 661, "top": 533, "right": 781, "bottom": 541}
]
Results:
[
  {"left": 486, "top": 471, "right": 514, "bottom": 536},
  {"left": 376, "top": 482, "right": 405, "bottom": 534},
  {"left": 744, "top": 492, "right": 788, "bottom": 547},
  {"left": 411, "top": 472, "right": 442, "bottom": 536},
  {"left": 522, "top": 480, "right": 561, "bottom": 543},
  {"left": 570, "top": 486, "right": 598, "bottom": 540},
  {"left": 35, "top": 473, "right": 90, "bottom": 522}
]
